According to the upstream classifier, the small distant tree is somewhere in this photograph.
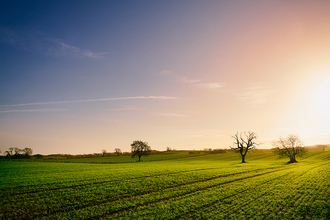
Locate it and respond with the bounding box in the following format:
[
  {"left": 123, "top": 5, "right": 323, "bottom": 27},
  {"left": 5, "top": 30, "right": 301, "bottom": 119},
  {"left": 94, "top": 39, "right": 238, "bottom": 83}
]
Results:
[
  {"left": 22, "top": 148, "right": 33, "bottom": 158},
  {"left": 230, "top": 131, "right": 260, "bottom": 163},
  {"left": 272, "top": 134, "right": 307, "bottom": 163},
  {"left": 131, "top": 140, "right": 151, "bottom": 162},
  {"left": 5, "top": 148, "right": 14, "bottom": 159},
  {"left": 5, "top": 151, "right": 11, "bottom": 159},
  {"left": 166, "top": 147, "right": 172, "bottom": 151},
  {"left": 101, "top": 149, "right": 107, "bottom": 157},
  {"left": 114, "top": 148, "right": 122, "bottom": 156},
  {"left": 14, "top": 147, "right": 22, "bottom": 156}
]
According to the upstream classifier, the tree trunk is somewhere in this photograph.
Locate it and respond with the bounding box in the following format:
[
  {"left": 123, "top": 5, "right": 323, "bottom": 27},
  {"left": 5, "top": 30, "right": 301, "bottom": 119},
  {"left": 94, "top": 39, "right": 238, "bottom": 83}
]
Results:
[
  {"left": 138, "top": 155, "right": 141, "bottom": 162},
  {"left": 289, "top": 155, "right": 298, "bottom": 163},
  {"left": 241, "top": 154, "right": 246, "bottom": 163}
]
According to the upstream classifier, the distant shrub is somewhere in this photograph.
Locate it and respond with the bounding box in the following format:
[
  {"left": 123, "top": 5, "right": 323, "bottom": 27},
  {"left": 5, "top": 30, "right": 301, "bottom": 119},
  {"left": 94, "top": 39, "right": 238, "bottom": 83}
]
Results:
[
  {"left": 189, "top": 151, "right": 201, "bottom": 154},
  {"left": 34, "top": 154, "right": 43, "bottom": 159},
  {"left": 210, "top": 149, "right": 228, "bottom": 154}
]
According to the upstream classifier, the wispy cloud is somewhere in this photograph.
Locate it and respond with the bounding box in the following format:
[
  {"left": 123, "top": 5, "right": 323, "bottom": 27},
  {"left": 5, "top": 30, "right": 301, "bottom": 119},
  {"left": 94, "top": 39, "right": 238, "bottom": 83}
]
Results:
[
  {"left": 197, "top": 83, "right": 223, "bottom": 90},
  {"left": 160, "top": 70, "right": 222, "bottom": 91},
  {"left": 272, "top": 127, "right": 293, "bottom": 131},
  {"left": 49, "top": 41, "right": 109, "bottom": 59},
  {"left": 158, "top": 113, "right": 187, "bottom": 117},
  {"left": 0, "top": 109, "right": 67, "bottom": 113},
  {"left": 108, "top": 108, "right": 145, "bottom": 111},
  {"left": 0, "top": 27, "right": 108, "bottom": 59},
  {"left": 1, "top": 96, "right": 177, "bottom": 107},
  {"left": 234, "top": 83, "right": 276, "bottom": 107},
  {"left": 189, "top": 134, "right": 223, "bottom": 137},
  {"left": 77, "top": 116, "right": 124, "bottom": 123},
  {"left": 178, "top": 76, "right": 201, "bottom": 84},
  {"left": 0, "top": 26, "right": 18, "bottom": 45},
  {"left": 83, "top": 51, "right": 109, "bottom": 59},
  {"left": 159, "top": 70, "right": 174, "bottom": 75},
  {"left": 58, "top": 42, "right": 79, "bottom": 53}
]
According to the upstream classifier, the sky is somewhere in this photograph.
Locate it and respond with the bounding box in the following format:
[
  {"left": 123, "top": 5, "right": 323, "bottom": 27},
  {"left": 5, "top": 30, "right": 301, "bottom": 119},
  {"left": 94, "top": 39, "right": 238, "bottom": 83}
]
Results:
[{"left": 1, "top": 0, "right": 330, "bottom": 155}]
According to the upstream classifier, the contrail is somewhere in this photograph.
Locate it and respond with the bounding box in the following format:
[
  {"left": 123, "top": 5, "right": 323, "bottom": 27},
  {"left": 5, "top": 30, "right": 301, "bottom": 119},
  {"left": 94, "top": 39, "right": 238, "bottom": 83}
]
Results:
[
  {"left": 0, "top": 109, "right": 68, "bottom": 113},
  {"left": 0, "top": 96, "right": 177, "bottom": 107}
]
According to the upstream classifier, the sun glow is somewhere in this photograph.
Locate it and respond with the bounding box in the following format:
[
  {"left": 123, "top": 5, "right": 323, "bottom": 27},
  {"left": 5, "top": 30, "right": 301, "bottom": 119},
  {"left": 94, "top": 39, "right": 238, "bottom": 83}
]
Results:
[{"left": 311, "top": 75, "right": 330, "bottom": 122}]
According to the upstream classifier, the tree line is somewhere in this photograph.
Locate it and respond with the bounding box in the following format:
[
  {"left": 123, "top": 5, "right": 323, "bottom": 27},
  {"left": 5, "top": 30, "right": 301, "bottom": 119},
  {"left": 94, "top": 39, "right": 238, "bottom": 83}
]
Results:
[{"left": 4, "top": 147, "right": 33, "bottom": 159}]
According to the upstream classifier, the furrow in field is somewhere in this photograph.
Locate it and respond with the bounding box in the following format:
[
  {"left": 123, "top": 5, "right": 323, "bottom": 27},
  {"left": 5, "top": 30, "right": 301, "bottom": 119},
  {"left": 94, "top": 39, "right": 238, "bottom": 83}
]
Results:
[
  {"left": 0, "top": 165, "right": 283, "bottom": 198},
  {"left": 110, "top": 162, "right": 328, "bottom": 220},
  {"left": 176, "top": 162, "right": 329, "bottom": 220},
  {"left": 223, "top": 163, "right": 330, "bottom": 219},
  {"left": 107, "top": 167, "right": 296, "bottom": 220},
  {"left": 272, "top": 166, "right": 330, "bottom": 219},
  {"left": 1, "top": 167, "right": 285, "bottom": 219},
  {"left": 48, "top": 166, "right": 292, "bottom": 219},
  {"left": 0, "top": 167, "right": 221, "bottom": 196},
  {"left": 175, "top": 169, "right": 299, "bottom": 219},
  {"left": 186, "top": 178, "right": 286, "bottom": 219},
  {"left": 2, "top": 153, "right": 329, "bottom": 219},
  {"left": 237, "top": 167, "right": 325, "bottom": 219}
]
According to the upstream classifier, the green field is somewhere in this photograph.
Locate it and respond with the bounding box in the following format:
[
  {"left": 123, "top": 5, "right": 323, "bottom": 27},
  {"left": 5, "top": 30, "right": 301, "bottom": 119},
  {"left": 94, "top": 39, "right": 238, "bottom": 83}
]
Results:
[
  {"left": 1, "top": 151, "right": 330, "bottom": 219},
  {"left": 34, "top": 151, "right": 203, "bottom": 163}
]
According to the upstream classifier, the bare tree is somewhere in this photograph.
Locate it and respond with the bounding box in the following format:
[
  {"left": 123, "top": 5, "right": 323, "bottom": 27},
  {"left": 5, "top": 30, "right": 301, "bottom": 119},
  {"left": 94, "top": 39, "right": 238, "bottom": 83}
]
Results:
[
  {"left": 5, "top": 148, "right": 14, "bottom": 158},
  {"left": 230, "top": 131, "right": 260, "bottom": 163},
  {"left": 101, "top": 149, "right": 107, "bottom": 157},
  {"left": 131, "top": 140, "right": 151, "bottom": 162},
  {"left": 114, "top": 148, "right": 122, "bottom": 156},
  {"left": 22, "top": 148, "right": 33, "bottom": 158},
  {"left": 166, "top": 147, "right": 171, "bottom": 151},
  {"left": 14, "top": 147, "right": 22, "bottom": 156},
  {"left": 272, "top": 134, "right": 307, "bottom": 163},
  {"left": 9, "top": 147, "right": 14, "bottom": 153}
]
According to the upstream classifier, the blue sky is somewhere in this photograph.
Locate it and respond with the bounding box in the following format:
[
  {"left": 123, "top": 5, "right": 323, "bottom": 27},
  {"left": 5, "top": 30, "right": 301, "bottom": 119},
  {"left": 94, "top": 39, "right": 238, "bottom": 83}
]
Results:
[{"left": 1, "top": 0, "right": 330, "bottom": 154}]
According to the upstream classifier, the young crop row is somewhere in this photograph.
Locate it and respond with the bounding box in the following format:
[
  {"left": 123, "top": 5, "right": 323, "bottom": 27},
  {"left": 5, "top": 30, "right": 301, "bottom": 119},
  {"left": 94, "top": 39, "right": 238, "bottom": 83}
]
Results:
[
  {"left": 187, "top": 162, "right": 330, "bottom": 219},
  {"left": 1, "top": 166, "right": 284, "bottom": 219},
  {"left": 106, "top": 162, "right": 329, "bottom": 219},
  {"left": 105, "top": 166, "right": 296, "bottom": 219},
  {"left": 51, "top": 161, "right": 328, "bottom": 219},
  {"left": 42, "top": 167, "right": 291, "bottom": 219},
  {"left": 1, "top": 152, "right": 329, "bottom": 219},
  {"left": 0, "top": 156, "right": 281, "bottom": 197},
  {"left": 0, "top": 166, "right": 219, "bottom": 197},
  {"left": 0, "top": 155, "right": 233, "bottom": 194}
]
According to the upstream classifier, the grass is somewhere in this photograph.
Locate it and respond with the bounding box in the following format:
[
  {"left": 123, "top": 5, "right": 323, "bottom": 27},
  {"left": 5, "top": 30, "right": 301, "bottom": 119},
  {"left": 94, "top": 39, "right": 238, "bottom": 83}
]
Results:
[
  {"left": 0, "top": 151, "right": 329, "bottom": 219},
  {"left": 28, "top": 150, "right": 206, "bottom": 163}
]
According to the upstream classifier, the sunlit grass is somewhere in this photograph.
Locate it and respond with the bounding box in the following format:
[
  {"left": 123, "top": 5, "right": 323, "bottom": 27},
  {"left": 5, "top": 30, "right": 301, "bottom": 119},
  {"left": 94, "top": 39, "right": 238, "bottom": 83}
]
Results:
[{"left": 1, "top": 151, "right": 329, "bottom": 219}]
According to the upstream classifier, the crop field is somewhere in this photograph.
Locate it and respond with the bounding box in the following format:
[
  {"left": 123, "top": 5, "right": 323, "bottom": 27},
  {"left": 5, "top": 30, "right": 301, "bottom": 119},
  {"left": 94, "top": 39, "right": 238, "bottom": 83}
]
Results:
[{"left": 1, "top": 151, "right": 330, "bottom": 219}]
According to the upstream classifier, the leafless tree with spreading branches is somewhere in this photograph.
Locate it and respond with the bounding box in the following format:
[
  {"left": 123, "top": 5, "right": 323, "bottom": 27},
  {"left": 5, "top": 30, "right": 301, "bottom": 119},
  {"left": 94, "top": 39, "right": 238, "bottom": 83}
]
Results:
[
  {"left": 272, "top": 134, "right": 306, "bottom": 163},
  {"left": 230, "top": 131, "right": 260, "bottom": 163}
]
